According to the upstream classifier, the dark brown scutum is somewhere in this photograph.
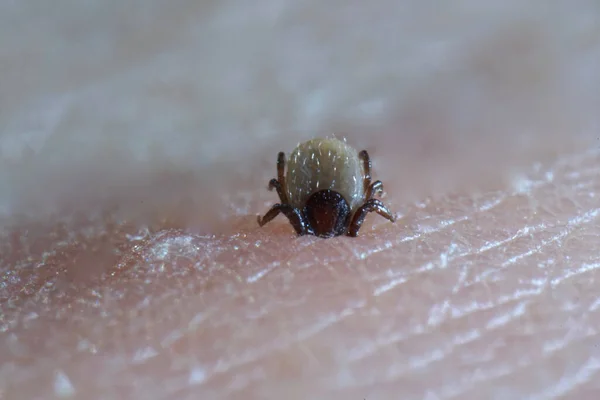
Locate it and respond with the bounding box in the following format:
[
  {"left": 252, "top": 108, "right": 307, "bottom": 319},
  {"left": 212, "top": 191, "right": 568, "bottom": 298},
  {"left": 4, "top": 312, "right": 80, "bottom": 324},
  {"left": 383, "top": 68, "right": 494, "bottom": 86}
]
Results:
[{"left": 303, "top": 189, "right": 351, "bottom": 238}]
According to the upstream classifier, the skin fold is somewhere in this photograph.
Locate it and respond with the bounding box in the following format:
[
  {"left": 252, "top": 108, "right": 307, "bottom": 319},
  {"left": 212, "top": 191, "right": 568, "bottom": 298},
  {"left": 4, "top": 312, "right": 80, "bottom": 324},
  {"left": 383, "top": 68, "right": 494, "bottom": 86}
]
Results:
[{"left": 1, "top": 1, "right": 600, "bottom": 399}]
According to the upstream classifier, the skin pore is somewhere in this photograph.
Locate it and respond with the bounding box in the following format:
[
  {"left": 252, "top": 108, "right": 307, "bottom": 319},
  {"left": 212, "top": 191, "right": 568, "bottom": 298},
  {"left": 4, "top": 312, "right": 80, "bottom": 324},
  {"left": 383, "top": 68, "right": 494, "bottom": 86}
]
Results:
[{"left": 1, "top": 1, "right": 600, "bottom": 399}]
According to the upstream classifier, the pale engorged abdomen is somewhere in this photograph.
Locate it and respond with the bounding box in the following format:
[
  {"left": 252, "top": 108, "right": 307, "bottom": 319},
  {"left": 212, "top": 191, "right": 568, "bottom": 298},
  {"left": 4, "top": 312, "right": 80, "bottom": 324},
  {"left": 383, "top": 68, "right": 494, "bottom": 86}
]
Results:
[{"left": 285, "top": 138, "right": 365, "bottom": 211}]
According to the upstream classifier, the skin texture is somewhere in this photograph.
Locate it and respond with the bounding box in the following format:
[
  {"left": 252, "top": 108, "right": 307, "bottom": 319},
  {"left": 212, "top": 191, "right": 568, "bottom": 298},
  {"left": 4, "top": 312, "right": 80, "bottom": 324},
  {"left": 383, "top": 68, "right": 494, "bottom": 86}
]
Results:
[{"left": 1, "top": 1, "right": 600, "bottom": 400}]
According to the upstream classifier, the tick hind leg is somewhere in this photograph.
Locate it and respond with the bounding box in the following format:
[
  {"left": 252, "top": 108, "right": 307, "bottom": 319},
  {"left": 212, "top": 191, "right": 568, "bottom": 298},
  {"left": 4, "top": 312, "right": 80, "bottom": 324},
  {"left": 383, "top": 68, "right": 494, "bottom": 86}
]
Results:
[
  {"left": 268, "top": 152, "right": 288, "bottom": 204},
  {"left": 257, "top": 204, "right": 306, "bottom": 235},
  {"left": 347, "top": 199, "right": 396, "bottom": 237}
]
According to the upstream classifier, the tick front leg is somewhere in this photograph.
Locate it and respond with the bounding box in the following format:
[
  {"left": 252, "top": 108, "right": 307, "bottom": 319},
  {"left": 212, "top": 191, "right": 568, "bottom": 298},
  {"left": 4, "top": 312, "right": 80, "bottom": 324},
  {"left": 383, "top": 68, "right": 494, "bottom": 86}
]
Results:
[
  {"left": 257, "top": 203, "right": 306, "bottom": 235},
  {"left": 266, "top": 152, "right": 288, "bottom": 204},
  {"left": 276, "top": 151, "right": 289, "bottom": 203},
  {"left": 347, "top": 199, "right": 396, "bottom": 237},
  {"left": 359, "top": 150, "right": 372, "bottom": 189},
  {"left": 366, "top": 180, "right": 384, "bottom": 200},
  {"left": 268, "top": 179, "right": 287, "bottom": 204}
]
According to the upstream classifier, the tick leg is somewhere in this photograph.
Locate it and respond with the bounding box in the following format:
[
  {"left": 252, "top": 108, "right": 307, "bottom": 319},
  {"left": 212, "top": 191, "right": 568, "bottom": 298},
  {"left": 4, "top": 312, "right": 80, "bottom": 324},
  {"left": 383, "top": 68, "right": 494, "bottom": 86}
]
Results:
[
  {"left": 276, "top": 151, "right": 288, "bottom": 203},
  {"left": 366, "top": 180, "right": 384, "bottom": 200},
  {"left": 359, "top": 150, "right": 372, "bottom": 189},
  {"left": 268, "top": 179, "right": 287, "bottom": 204},
  {"left": 347, "top": 199, "right": 396, "bottom": 237},
  {"left": 266, "top": 152, "right": 288, "bottom": 204},
  {"left": 257, "top": 203, "right": 306, "bottom": 235}
]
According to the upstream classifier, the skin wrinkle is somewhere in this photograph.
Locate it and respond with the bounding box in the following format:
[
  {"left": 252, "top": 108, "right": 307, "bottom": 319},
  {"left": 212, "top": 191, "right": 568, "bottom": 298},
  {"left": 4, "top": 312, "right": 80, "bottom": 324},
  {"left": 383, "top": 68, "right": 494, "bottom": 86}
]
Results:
[
  {"left": 123, "top": 234, "right": 366, "bottom": 388},
  {"left": 1, "top": 169, "right": 596, "bottom": 396},
  {"left": 320, "top": 148, "right": 600, "bottom": 396}
]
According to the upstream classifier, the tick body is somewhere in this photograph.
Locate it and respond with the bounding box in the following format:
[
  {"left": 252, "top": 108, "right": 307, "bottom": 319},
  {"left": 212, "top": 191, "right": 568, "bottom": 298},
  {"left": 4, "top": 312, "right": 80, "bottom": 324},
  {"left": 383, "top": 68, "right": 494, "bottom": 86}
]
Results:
[{"left": 257, "top": 137, "right": 396, "bottom": 237}]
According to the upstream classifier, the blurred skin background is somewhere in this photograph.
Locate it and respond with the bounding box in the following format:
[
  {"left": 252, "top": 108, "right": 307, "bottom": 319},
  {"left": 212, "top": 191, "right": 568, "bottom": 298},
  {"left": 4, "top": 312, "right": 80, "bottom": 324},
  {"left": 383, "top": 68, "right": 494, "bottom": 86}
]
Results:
[{"left": 1, "top": 1, "right": 600, "bottom": 399}]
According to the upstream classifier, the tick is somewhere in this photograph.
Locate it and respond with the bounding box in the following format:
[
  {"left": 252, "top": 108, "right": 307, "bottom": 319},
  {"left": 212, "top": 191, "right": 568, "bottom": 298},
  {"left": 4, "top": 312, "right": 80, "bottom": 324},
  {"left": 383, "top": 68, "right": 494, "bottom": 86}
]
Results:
[{"left": 257, "top": 137, "right": 396, "bottom": 237}]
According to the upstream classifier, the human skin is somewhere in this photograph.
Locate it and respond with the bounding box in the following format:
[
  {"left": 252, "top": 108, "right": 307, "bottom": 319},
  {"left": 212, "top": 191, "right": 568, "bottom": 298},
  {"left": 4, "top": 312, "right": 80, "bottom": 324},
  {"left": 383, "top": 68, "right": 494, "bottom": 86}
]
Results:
[{"left": 2, "top": 1, "right": 600, "bottom": 399}]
